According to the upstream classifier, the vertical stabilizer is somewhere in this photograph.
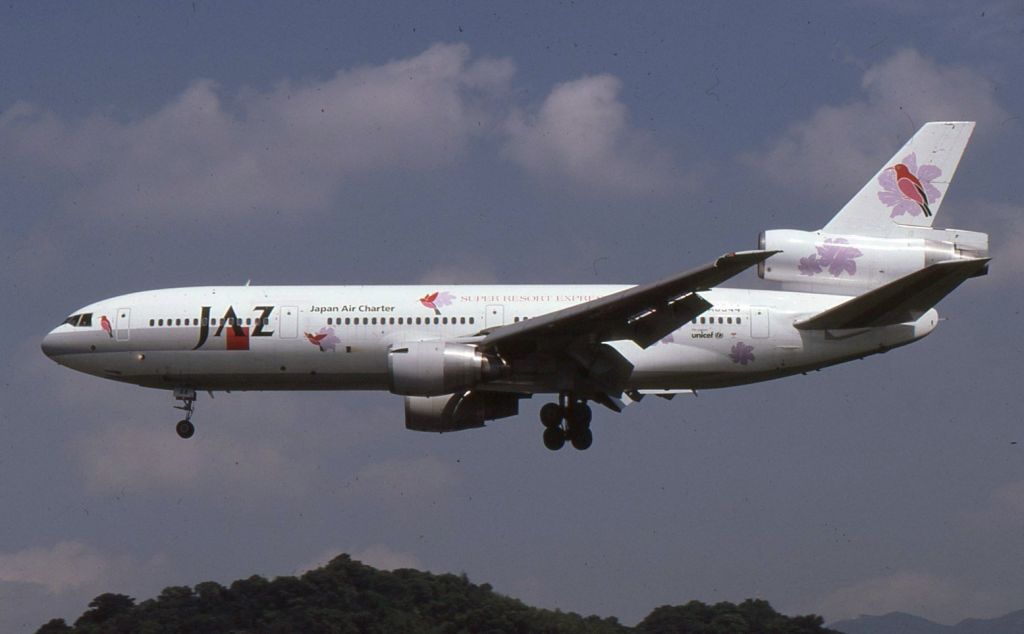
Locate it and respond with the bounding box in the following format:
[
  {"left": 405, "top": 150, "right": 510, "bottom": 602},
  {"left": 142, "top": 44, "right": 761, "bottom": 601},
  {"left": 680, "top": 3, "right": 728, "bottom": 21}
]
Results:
[{"left": 823, "top": 121, "right": 974, "bottom": 237}]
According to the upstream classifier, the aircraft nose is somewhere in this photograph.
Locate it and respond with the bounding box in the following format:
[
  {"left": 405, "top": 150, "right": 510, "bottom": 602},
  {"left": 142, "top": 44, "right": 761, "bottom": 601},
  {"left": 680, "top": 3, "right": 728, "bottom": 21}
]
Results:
[{"left": 41, "top": 330, "right": 59, "bottom": 359}]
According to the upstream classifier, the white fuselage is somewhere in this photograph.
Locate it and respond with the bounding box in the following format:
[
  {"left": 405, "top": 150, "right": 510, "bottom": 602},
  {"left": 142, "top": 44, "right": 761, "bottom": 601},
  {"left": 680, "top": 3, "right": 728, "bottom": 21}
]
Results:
[{"left": 41, "top": 284, "right": 938, "bottom": 393}]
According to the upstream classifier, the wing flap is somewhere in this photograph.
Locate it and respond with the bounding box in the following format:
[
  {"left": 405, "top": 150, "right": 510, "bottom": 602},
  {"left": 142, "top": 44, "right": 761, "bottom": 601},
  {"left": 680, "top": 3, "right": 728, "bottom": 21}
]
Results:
[
  {"left": 795, "top": 258, "right": 989, "bottom": 330},
  {"left": 480, "top": 250, "right": 776, "bottom": 351}
]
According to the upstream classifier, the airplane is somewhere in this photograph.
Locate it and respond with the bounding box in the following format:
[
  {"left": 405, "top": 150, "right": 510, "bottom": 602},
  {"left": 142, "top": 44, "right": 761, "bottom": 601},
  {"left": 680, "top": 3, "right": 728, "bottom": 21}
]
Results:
[{"left": 42, "top": 121, "right": 989, "bottom": 451}]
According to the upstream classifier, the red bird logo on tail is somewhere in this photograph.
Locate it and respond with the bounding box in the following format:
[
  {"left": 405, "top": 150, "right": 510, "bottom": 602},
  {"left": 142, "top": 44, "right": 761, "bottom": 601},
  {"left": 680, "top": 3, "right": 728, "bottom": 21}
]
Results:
[{"left": 892, "top": 163, "right": 932, "bottom": 217}]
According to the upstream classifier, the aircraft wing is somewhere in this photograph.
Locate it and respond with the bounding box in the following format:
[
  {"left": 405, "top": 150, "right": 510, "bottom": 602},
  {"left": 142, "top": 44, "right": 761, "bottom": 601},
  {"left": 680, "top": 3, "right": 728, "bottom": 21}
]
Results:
[
  {"left": 794, "top": 257, "right": 990, "bottom": 330},
  {"left": 479, "top": 250, "right": 776, "bottom": 352}
]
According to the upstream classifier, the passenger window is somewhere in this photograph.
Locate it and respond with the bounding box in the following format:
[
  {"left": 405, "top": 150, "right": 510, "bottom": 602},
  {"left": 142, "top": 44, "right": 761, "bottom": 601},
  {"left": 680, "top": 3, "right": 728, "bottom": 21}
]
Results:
[
  {"left": 434, "top": 317, "right": 440, "bottom": 325},
  {"left": 327, "top": 318, "right": 333, "bottom": 325},
  {"left": 718, "top": 317, "right": 723, "bottom": 324},
  {"left": 469, "top": 317, "right": 475, "bottom": 324},
  {"left": 246, "top": 318, "right": 252, "bottom": 326},
  {"left": 699, "top": 317, "right": 705, "bottom": 324},
  {"left": 727, "top": 317, "right": 732, "bottom": 324},
  {"left": 149, "top": 319, "right": 155, "bottom": 326},
  {"left": 737, "top": 318, "right": 742, "bottom": 324},
  {"left": 460, "top": 317, "right": 466, "bottom": 324},
  {"left": 389, "top": 317, "right": 395, "bottom": 325},
  {"left": 442, "top": 317, "right": 448, "bottom": 325},
  {"left": 416, "top": 317, "right": 422, "bottom": 325},
  {"left": 158, "top": 319, "right": 164, "bottom": 326},
  {"left": 398, "top": 317, "right": 404, "bottom": 325}
]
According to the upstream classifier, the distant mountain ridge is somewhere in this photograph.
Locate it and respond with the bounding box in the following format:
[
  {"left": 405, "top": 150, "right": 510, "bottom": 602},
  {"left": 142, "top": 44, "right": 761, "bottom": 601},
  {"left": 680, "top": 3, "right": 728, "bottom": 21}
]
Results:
[{"left": 831, "top": 608, "right": 1024, "bottom": 634}]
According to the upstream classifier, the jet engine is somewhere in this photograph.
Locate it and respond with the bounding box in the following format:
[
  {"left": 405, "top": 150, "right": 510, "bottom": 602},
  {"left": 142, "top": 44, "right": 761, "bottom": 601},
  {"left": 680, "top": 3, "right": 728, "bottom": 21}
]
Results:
[
  {"left": 404, "top": 391, "right": 522, "bottom": 432},
  {"left": 388, "top": 341, "right": 505, "bottom": 397},
  {"left": 758, "top": 228, "right": 988, "bottom": 290}
]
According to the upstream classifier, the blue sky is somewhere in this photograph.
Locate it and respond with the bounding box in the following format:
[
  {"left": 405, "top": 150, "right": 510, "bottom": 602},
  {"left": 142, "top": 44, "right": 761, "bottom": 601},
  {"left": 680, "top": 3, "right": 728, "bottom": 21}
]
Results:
[{"left": 1, "top": 2, "right": 1023, "bottom": 631}]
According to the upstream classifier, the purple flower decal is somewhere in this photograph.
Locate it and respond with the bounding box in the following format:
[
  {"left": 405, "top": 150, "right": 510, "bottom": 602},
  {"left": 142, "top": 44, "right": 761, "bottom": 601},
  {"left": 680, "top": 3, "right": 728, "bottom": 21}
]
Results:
[
  {"left": 304, "top": 327, "right": 340, "bottom": 352},
  {"left": 798, "top": 238, "right": 862, "bottom": 278},
  {"left": 877, "top": 152, "right": 942, "bottom": 218},
  {"left": 729, "top": 341, "right": 755, "bottom": 365},
  {"left": 798, "top": 255, "right": 823, "bottom": 276}
]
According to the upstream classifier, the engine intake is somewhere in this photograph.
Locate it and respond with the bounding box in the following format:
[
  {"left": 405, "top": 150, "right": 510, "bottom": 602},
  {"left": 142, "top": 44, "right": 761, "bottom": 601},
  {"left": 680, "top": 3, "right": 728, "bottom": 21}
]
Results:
[{"left": 388, "top": 341, "right": 504, "bottom": 396}]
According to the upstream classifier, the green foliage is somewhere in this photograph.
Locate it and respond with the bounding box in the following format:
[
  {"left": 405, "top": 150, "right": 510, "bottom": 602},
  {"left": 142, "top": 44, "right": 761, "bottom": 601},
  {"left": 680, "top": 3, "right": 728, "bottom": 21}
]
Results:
[
  {"left": 38, "top": 556, "right": 835, "bottom": 634},
  {"left": 636, "top": 599, "right": 833, "bottom": 634}
]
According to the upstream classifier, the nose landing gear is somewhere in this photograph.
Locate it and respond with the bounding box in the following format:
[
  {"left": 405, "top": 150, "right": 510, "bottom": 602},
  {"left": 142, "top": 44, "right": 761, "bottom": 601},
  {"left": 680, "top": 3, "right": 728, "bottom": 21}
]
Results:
[
  {"left": 540, "top": 395, "right": 593, "bottom": 451},
  {"left": 173, "top": 387, "right": 197, "bottom": 439}
]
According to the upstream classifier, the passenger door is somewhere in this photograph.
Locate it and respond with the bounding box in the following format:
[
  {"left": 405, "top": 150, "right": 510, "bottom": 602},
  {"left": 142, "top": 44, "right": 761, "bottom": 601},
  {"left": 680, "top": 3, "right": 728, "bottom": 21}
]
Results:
[{"left": 115, "top": 308, "right": 131, "bottom": 341}]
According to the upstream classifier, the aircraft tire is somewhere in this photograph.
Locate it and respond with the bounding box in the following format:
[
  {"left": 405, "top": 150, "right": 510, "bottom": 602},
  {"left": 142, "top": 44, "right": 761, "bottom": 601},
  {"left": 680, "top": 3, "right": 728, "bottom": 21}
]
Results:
[
  {"left": 567, "top": 402, "right": 592, "bottom": 430},
  {"left": 542, "top": 427, "right": 565, "bottom": 451},
  {"left": 540, "top": 403, "right": 563, "bottom": 428},
  {"left": 176, "top": 419, "right": 195, "bottom": 439},
  {"left": 570, "top": 427, "right": 593, "bottom": 450}
]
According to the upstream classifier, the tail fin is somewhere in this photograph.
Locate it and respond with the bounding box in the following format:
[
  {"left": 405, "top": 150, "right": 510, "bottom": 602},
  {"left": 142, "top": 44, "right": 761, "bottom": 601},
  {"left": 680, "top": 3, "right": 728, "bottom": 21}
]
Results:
[{"left": 823, "top": 121, "right": 975, "bottom": 237}]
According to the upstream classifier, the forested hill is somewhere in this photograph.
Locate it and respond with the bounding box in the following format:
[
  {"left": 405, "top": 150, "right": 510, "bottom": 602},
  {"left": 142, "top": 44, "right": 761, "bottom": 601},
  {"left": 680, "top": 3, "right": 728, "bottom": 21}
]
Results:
[{"left": 36, "top": 554, "right": 837, "bottom": 633}]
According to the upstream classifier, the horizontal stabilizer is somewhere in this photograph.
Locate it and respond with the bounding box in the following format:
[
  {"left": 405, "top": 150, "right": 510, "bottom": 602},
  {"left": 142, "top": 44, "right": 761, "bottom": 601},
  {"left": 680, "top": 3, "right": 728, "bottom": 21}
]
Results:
[{"left": 794, "top": 258, "right": 989, "bottom": 330}]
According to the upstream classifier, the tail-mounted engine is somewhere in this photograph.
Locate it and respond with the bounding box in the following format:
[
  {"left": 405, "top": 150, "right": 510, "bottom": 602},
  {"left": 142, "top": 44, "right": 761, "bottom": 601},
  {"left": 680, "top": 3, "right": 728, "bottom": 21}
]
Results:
[
  {"left": 758, "top": 228, "right": 988, "bottom": 291},
  {"left": 388, "top": 341, "right": 506, "bottom": 397}
]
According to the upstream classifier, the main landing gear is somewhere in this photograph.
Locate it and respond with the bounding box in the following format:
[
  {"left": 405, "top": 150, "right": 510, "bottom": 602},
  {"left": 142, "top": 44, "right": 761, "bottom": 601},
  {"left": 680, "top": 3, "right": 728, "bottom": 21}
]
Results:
[
  {"left": 173, "top": 387, "right": 197, "bottom": 439},
  {"left": 540, "top": 395, "right": 593, "bottom": 451}
]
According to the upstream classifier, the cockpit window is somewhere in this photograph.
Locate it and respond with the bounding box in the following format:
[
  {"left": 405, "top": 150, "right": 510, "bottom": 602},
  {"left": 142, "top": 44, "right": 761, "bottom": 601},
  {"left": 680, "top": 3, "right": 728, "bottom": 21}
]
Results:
[{"left": 62, "top": 313, "right": 94, "bottom": 327}]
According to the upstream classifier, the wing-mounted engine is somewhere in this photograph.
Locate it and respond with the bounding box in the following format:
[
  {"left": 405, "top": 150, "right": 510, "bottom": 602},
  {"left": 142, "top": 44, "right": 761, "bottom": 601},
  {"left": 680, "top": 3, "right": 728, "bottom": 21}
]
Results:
[
  {"left": 757, "top": 228, "right": 988, "bottom": 292},
  {"left": 388, "top": 341, "right": 507, "bottom": 397},
  {"left": 405, "top": 391, "right": 523, "bottom": 432}
]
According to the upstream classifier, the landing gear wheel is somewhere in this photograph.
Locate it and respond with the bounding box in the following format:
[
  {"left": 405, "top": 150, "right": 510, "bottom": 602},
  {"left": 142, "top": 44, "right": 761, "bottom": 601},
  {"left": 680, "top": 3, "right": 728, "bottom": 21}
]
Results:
[
  {"left": 175, "top": 419, "right": 195, "bottom": 439},
  {"left": 172, "top": 387, "right": 198, "bottom": 439},
  {"left": 567, "top": 402, "right": 592, "bottom": 429},
  {"left": 570, "top": 427, "right": 593, "bottom": 451},
  {"left": 540, "top": 403, "right": 563, "bottom": 428},
  {"left": 543, "top": 427, "right": 566, "bottom": 451}
]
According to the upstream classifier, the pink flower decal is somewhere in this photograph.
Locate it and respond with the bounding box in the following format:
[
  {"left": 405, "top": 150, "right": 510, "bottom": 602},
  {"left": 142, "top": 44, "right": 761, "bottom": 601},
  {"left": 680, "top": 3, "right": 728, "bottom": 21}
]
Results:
[
  {"left": 303, "top": 327, "right": 340, "bottom": 352},
  {"left": 877, "top": 152, "right": 942, "bottom": 218},
  {"left": 728, "top": 341, "right": 755, "bottom": 365},
  {"left": 100, "top": 315, "right": 113, "bottom": 338},
  {"left": 419, "top": 291, "right": 455, "bottom": 315},
  {"left": 798, "top": 238, "right": 863, "bottom": 278}
]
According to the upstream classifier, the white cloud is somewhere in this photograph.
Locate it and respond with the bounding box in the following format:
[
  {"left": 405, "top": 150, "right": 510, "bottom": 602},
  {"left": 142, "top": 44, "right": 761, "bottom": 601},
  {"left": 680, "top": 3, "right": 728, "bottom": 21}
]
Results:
[
  {"left": 0, "top": 43, "right": 514, "bottom": 218},
  {"left": 0, "top": 541, "right": 164, "bottom": 595},
  {"left": 744, "top": 49, "right": 1007, "bottom": 197},
  {"left": 504, "top": 74, "right": 680, "bottom": 195},
  {"left": 963, "top": 478, "right": 1024, "bottom": 533}
]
